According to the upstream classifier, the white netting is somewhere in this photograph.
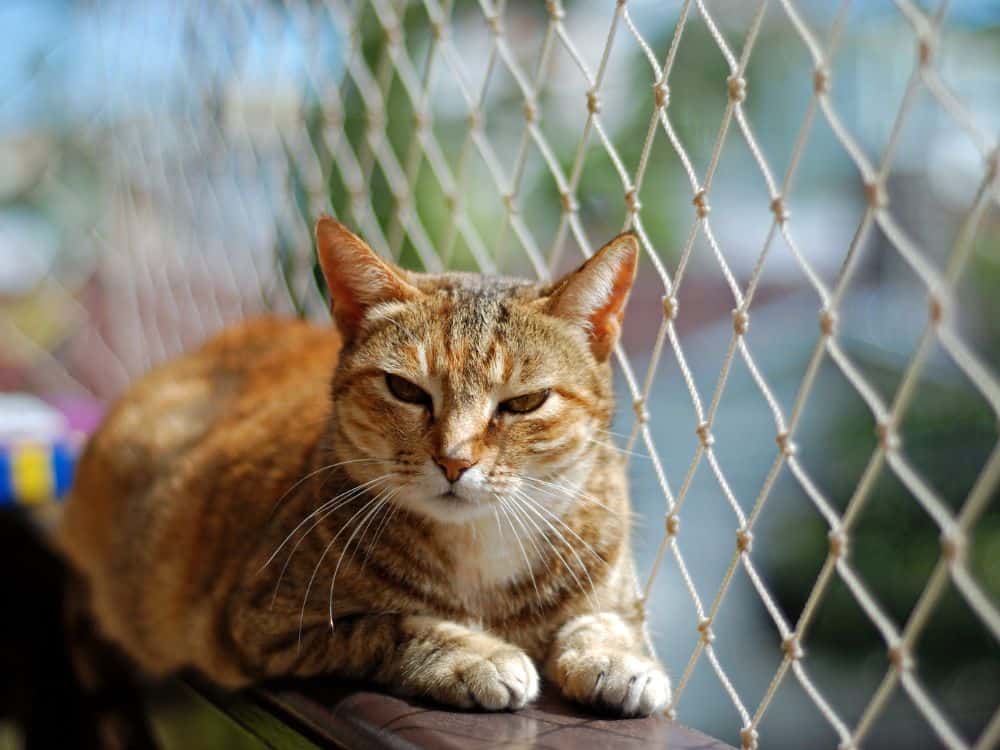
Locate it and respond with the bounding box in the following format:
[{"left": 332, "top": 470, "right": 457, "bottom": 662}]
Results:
[{"left": 2, "top": 1, "right": 998, "bottom": 748}]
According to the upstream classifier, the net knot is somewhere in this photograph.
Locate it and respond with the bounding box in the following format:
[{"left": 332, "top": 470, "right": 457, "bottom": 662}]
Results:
[
  {"left": 394, "top": 189, "right": 411, "bottom": 208},
  {"left": 875, "top": 420, "right": 900, "bottom": 452},
  {"left": 732, "top": 308, "right": 749, "bottom": 336},
  {"left": 545, "top": 0, "right": 565, "bottom": 21},
  {"left": 940, "top": 528, "right": 965, "bottom": 562},
  {"left": 586, "top": 89, "right": 601, "bottom": 114},
  {"left": 624, "top": 188, "right": 641, "bottom": 214},
  {"left": 502, "top": 193, "right": 518, "bottom": 214},
  {"left": 444, "top": 191, "right": 459, "bottom": 211},
  {"left": 828, "top": 528, "right": 848, "bottom": 559},
  {"left": 653, "top": 81, "right": 670, "bottom": 109},
  {"left": 813, "top": 66, "right": 831, "bottom": 94},
  {"left": 692, "top": 189, "right": 710, "bottom": 218},
  {"left": 697, "top": 617, "right": 715, "bottom": 644},
  {"left": 522, "top": 100, "right": 538, "bottom": 123},
  {"left": 560, "top": 191, "right": 578, "bottom": 214},
  {"left": 864, "top": 179, "right": 888, "bottom": 209},
  {"left": 696, "top": 421, "right": 715, "bottom": 448},
  {"left": 662, "top": 295, "right": 679, "bottom": 321},
  {"left": 781, "top": 634, "right": 804, "bottom": 661},
  {"left": 383, "top": 22, "right": 402, "bottom": 48},
  {"left": 430, "top": 20, "right": 446, "bottom": 41},
  {"left": 928, "top": 292, "right": 945, "bottom": 325},
  {"left": 665, "top": 513, "right": 680, "bottom": 537},
  {"left": 770, "top": 196, "right": 790, "bottom": 224},
  {"left": 918, "top": 35, "right": 935, "bottom": 66},
  {"left": 412, "top": 110, "right": 429, "bottom": 131},
  {"left": 819, "top": 308, "right": 838, "bottom": 337},
  {"left": 740, "top": 727, "right": 759, "bottom": 750},
  {"left": 727, "top": 75, "right": 747, "bottom": 103},
  {"left": 775, "top": 431, "right": 798, "bottom": 457},
  {"left": 633, "top": 397, "right": 649, "bottom": 424},
  {"left": 485, "top": 13, "right": 503, "bottom": 35},
  {"left": 467, "top": 110, "right": 482, "bottom": 131},
  {"left": 888, "top": 642, "right": 914, "bottom": 672},
  {"left": 365, "top": 106, "right": 384, "bottom": 130},
  {"left": 736, "top": 527, "right": 753, "bottom": 553},
  {"left": 632, "top": 596, "right": 647, "bottom": 621}
]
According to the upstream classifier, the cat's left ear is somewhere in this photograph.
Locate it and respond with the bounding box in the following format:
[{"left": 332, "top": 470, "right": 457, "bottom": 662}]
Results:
[
  {"left": 315, "top": 216, "right": 422, "bottom": 341},
  {"left": 546, "top": 233, "right": 639, "bottom": 361}
]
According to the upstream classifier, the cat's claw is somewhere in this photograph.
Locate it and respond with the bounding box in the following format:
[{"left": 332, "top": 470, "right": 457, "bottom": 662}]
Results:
[{"left": 555, "top": 650, "right": 670, "bottom": 717}]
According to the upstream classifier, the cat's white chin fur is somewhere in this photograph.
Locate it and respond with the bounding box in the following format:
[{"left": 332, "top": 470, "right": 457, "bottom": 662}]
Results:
[{"left": 395, "top": 491, "right": 496, "bottom": 524}]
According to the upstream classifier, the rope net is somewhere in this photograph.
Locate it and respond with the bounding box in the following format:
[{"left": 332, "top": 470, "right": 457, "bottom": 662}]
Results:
[{"left": 3, "top": 1, "right": 998, "bottom": 747}]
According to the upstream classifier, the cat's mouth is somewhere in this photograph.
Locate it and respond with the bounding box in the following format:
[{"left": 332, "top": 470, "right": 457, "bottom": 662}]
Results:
[
  {"left": 399, "top": 485, "right": 493, "bottom": 523},
  {"left": 436, "top": 487, "right": 483, "bottom": 506}
]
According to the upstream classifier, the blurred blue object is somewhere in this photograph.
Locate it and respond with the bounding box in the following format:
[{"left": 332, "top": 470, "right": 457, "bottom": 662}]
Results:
[
  {"left": 0, "top": 440, "right": 76, "bottom": 506},
  {"left": 0, "top": 394, "right": 80, "bottom": 505}
]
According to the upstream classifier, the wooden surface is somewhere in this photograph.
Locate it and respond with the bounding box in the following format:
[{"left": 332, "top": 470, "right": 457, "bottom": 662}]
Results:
[{"left": 195, "top": 680, "right": 736, "bottom": 750}]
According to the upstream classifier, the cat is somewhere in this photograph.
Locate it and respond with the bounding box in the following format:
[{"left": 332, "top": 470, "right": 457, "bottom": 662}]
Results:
[{"left": 58, "top": 217, "right": 670, "bottom": 717}]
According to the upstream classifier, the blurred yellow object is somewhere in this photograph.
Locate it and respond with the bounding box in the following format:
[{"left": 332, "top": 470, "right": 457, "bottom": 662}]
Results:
[{"left": 11, "top": 444, "right": 54, "bottom": 504}]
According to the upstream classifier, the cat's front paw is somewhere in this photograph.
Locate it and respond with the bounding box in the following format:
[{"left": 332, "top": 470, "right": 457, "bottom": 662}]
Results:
[
  {"left": 553, "top": 649, "right": 670, "bottom": 717},
  {"left": 404, "top": 639, "right": 540, "bottom": 711}
]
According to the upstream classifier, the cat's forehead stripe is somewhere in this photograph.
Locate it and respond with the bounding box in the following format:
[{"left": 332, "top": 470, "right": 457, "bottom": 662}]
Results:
[
  {"left": 413, "top": 343, "right": 428, "bottom": 376},
  {"left": 486, "top": 344, "right": 506, "bottom": 385}
]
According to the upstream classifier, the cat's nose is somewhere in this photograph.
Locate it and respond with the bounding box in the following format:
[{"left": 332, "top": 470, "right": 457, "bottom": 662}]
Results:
[{"left": 434, "top": 455, "right": 476, "bottom": 483}]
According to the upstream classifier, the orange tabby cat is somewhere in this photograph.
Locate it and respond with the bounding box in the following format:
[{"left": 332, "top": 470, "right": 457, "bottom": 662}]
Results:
[{"left": 59, "top": 217, "right": 669, "bottom": 716}]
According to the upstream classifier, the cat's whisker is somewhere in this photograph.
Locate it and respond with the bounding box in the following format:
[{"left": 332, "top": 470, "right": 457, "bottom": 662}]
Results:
[
  {"left": 361, "top": 489, "right": 405, "bottom": 569},
  {"left": 328, "top": 488, "right": 401, "bottom": 626},
  {"left": 267, "top": 457, "right": 389, "bottom": 517},
  {"left": 512, "top": 489, "right": 606, "bottom": 565},
  {"left": 518, "top": 475, "right": 616, "bottom": 514},
  {"left": 523, "top": 475, "right": 616, "bottom": 514},
  {"left": 503, "top": 498, "right": 594, "bottom": 611},
  {"left": 492, "top": 505, "right": 506, "bottom": 544},
  {"left": 506, "top": 490, "right": 598, "bottom": 610},
  {"left": 352, "top": 487, "right": 399, "bottom": 568},
  {"left": 260, "top": 472, "right": 394, "bottom": 573},
  {"left": 493, "top": 495, "right": 542, "bottom": 608},
  {"left": 595, "top": 427, "right": 631, "bottom": 440},
  {"left": 585, "top": 438, "right": 650, "bottom": 460},
  {"left": 500, "top": 495, "right": 547, "bottom": 572},
  {"left": 267, "top": 475, "right": 396, "bottom": 608},
  {"left": 297, "top": 488, "right": 393, "bottom": 650}
]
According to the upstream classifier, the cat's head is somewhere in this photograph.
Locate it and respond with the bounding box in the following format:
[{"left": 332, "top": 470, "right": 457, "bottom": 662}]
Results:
[{"left": 316, "top": 217, "right": 637, "bottom": 523}]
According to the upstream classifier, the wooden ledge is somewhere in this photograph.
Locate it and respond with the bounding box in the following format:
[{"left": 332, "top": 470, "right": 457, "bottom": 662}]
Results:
[{"left": 193, "top": 680, "right": 736, "bottom": 750}]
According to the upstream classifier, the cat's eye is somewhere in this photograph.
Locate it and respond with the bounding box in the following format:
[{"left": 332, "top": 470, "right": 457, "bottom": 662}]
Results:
[
  {"left": 498, "top": 389, "right": 550, "bottom": 415},
  {"left": 385, "top": 374, "right": 432, "bottom": 407}
]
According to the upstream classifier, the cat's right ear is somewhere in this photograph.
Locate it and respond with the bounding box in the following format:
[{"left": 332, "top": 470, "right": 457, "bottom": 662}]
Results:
[{"left": 315, "top": 216, "right": 422, "bottom": 341}]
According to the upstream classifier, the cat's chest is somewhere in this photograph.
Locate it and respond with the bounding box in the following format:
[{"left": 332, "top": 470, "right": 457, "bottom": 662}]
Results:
[{"left": 443, "top": 518, "right": 539, "bottom": 608}]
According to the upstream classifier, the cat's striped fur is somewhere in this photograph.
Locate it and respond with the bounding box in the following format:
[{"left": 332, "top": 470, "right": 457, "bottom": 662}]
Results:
[{"left": 59, "top": 218, "right": 669, "bottom": 716}]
